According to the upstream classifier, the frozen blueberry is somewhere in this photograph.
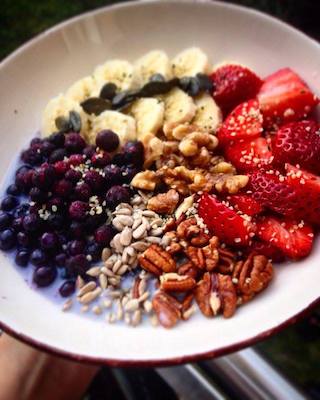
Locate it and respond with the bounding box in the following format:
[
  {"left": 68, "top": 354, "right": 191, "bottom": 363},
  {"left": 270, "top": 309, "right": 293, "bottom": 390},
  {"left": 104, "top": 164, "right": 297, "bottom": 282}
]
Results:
[
  {"left": 65, "top": 169, "right": 82, "bottom": 184},
  {"left": 121, "top": 165, "right": 139, "bottom": 183},
  {"left": 65, "top": 133, "right": 86, "bottom": 154},
  {"left": 40, "top": 232, "right": 59, "bottom": 251},
  {"left": 0, "top": 212, "right": 12, "bottom": 231},
  {"left": 32, "top": 164, "right": 56, "bottom": 189},
  {"left": 6, "top": 184, "right": 20, "bottom": 196},
  {"left": 13, "top": 203, "right": 30, "bottom": 219},
  {"left": 33, "top": 266, "right": 57, "bottom": 287},
  {"left": 67, "top": 240, "right": 85, "bottom": 256},
  {"left": 96, "top": 130, "right": 119, "bottom": 152},
  {"left": 83, "top": 170, "right": 105, "bottom": 193},
  {"left": 69, "top": 201, "right": 88, "bottom": 221},
  {"left": 47, "top": 214, "right": 64, "bottom": 231},
  {"left": 74, "top": 183, "right": 91, "bottom": 201},
  {"left": 94, "top": 224, "right": 115, "bottom": 246},
  {"left": 41, "top": 140, "right": 56, "bottom": 157},
  {"left": 30, "top": 248, "right": 48, "bottom": 267},
  {"left": 83, "top": 145, "right": 96, "bottom": 159},
  {"left": 55, "top": 252, "right": 67, "bottom": 268},
  {"left": 12, "top": 217, "right": 24, "bottom": 232},
  {"left": 17, "top": 231, "right": 33, "bottom": 248},
  {"left": 54, "top": 179, "right": 73, "bottom": 198},
  {"left": 1, "top": 196, "right": 18, "bottom": 211},
  {"left": 68, "top": 154, "right": 84, "bottom": 167},
  {"left": 29, "top": 187, "right": 47, "bottom": 203},
  {"left": 66, "top": 254, "right": 88, "bottom": 276},
  {"left": 91, "top": 151, "right": 111, "bottom": 168},
  {"left": 103, "top": 164, "right": 122, "bottom": 185},
  {"left": 105, "top": 185, "right": 130, "bottom": 209},
  {"left": 21, "top": 148, "right": 43, "bottom": 166},
  {"left": 122, "top": 141, "right": 144, "bottom": 166},
  {"left": 111, "top": 152, "right": 126, "bottom": 166},
  {"left": 23, "top": 214, "right": 41, "bottom": 233},
  {"left": 49, "top": 148, "right": 67, "bottom": 164},
  {"left": 86, "top": 241, "right": 102, "bottom": 262},
  {"left": 84, "top": 214, "right": 105, "bottom": 233},
  {"left": 54, "top": 160, "right": 69, "bottom": 176},
  {"left": 15, "top": 250, "right": 30, "bottom": 267},
  {"left": 48, "top": 131, "right": 65, "bottom": 147},
  {"left": 69, "top": 221, "right": 85, "bottom": 239},
  {"left": 0, "top": 229, "right": 16, "bottom": 250},
  {"left": 59, "top": 280, "right": 76, "bottom": 297},
  {"left": 15, "top": 166, "right": 34, "bottom": 192},
  {"left": 30, "top": 137, "right": 43, "bottom": 147}
]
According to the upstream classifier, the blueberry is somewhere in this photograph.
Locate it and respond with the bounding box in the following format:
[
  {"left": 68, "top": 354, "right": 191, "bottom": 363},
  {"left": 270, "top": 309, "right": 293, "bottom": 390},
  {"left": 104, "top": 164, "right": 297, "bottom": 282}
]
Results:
[
  {"left": 121, "top": 165, "right": 139, "bottom": 183},
  {"left": 21, "top": 148, "right": 43, "bottom": 166},
  {"left": 40, "top": 232, "right": 59, "bottom": 251},
  {"left": 13, "top": 203, "right": 30, "bottom": 218},
  {"left": 111, "top": 153, "right": 126, "bottom": 166},
  {"left": 48, "top": 132, "right": 65, "bottom": 147},
  {"left": 86, "top": 241, "right": 102, "bottom": 262},
  {"left": 47, "top": 214, "right": 64, "bottom": 231},
  {"left": 105, "top": 185, "right": 130, "bottom": 209},
  {"left": 0, "top": 229, "right": 16, "bottom": 250},
  {"left": 59, "top": 280, "right": 75, "bottom": 297},
  {"left": 54, "top": 179, "right": 73, "bottom": 198},
  {"left": 33, "top": 266, "right": 57, "bottom": 287},
  {"left": 0, "top": 212, "right": 12, "bottom": 231},
  {"left": 15, "top": 167, "right": 34, "bottom": 192},
  {"left": 83, "top": 170, "right": 105, "bottom": 193},
  {"left": 91, "top": 152, "right": 111, "bottom": 168},
  {"left": 41, "top": 140, "right": 56, "bottom": 157},
  {"left": 65, "top": 133, "right": 86, "bottom": 154},
  {"left": 73, "top": 183, "right": 92, "bottom": 201},
  {"left": 55, "top": 253, "right": 67, "bottom": 268},
  {"left": 12, "top": 217, "right": 24, "bottom": 232},
  {"left": 15, "top": 250, "right": 30, "bottom": 267},
  {"left": 66, "top": 254, "right": 88, "bottom": 276},
  {"left": 69, "top": 201, "right": 88, "bottom": 221},
  {"left": 29, "top": 187, "right": 47, "bottom": 203},
  {"left": 69, "top": 221, "right": 85, "bottom": 238},
  {"left": 6, "top": 184, "right": 20, "bottom": 196},
  {"left": 54, "top": 160, "right": 69, "bottom": 176},
  {"left": 103, "top": 164, "right": 122, "bottom": 185},
  {"left": 122, "top": 141, "right": 144, "bottom": 166},
  {"left": 1, "top": 196, "right": 18, "bottom": 211},
  {"left": 23, "top": 214, "right": 41, "bottom": 233},
  {"left": 67, "top": 240, "right": 85, "bottom": 256},
  {"left": 49, "top": 148, "right": 67, "bottom": 164},
  {"left": 96, "top": 130, "right": 119, "bottom": 152},
  {"left": 94, "top": 224, "right": 115, "bottom": 246},
  {"left": 32, "top": 163, "right": 56, "bottom": 189},
  {"left": 59, "top": 267, "right": 71, "bottom": 280},
  {"left": 17, "top": 231, "right": 33, "bottom": 248},
  {"left": 68, "top": 154, "right": 84, "bottom": 167},
  {"left": 30, "top": 137, "right": 43, "bottom": 147},
  {"left": 149, "top": 73, "right": 165, "bottom": 82},
  {"left": 83, "top": 145, "right": 96, "bottom": 159},
  {"left": 30, "top": 248, "right": 47, "bottom": 267},
  {"left": 65, "top": 169, "right": 82, "bottom": 183},
  {"left": 84, "top": 214, "right": 105, "bottom": 233}
]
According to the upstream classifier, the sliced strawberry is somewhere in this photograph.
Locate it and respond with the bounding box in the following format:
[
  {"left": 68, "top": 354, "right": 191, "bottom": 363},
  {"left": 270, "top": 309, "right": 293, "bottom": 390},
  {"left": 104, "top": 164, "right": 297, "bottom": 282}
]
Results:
[
  {"left": 258, "top": 68, "right": 318, "bottom": 128},
  {"left": 286, "top": 164, "right": 320, "bottom": 224},
  {"left": 218, "top": 99, "right": 263, "bottom": 145},
  {"left": 273, "top": 120, "right": 320, "bottom": 174},
  {"left": 257, "top": 216, "right": 314, "bottom": 259},
  {"left": 198, "top": 193, "right": 256, "bottom": 246},
  {"left": 225, "top": 137, "right": 273, "bottom": 172},
  {"left": 211, "top": 64, "right": 263, "bottom": 114},
  {"left": 249, "top": 240, "right": 285, "bottom": 263},
  {"left": 249, "top": 169, "right": 299, "bottom": 216},
  {"left": 227, "top": 194, "right": 263, "bottom": 216}
]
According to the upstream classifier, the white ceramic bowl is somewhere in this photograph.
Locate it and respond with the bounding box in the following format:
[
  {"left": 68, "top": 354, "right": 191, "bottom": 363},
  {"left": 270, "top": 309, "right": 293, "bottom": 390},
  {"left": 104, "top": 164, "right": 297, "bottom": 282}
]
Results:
[{"left": 0, "top": 0, "right": 319, "bottom": 366}]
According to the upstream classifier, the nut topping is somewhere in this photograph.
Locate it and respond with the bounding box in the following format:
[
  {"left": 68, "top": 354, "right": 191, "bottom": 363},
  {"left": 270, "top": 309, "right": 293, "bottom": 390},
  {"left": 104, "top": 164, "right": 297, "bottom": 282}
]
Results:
[
  {"left": 160, "top": 273, "right": 196, "bottom": 292},
  {"left": 147, "top": 189, "right": 179, "bottom": 214},
  {"left": 152, "top": 291, "right": 181, "bottom": 328},
  {"left": 138, "top": 244, "right": 176, "bottom": 275}
]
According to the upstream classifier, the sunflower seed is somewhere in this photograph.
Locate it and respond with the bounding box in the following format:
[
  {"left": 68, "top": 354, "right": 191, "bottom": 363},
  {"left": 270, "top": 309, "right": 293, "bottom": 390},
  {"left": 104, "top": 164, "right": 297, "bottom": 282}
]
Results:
[
  {"left": 62, "top": 298, "right": 73, "bottom": 312},
  {"left": 150, "top": 314, "right": 159, "bottom": 327},
  {"left": 109, "top": 276, "right": 120, "bottom": 287},
  {"left": 131, "top": 310, "right": 142, "bottom": 326},
  {"left": 132, "top": 216, "right": 142, "bottom": 230},
  {"left": 79, "top": 287, "right": 102, "bottom": 304},
  {"left": 101, "top": 267, "right": 115, "bottom": 277},
  {"left": 138, "top": 279, "right": 147, "bottom": 296},
  {"left": 76, "top": 275, "right": 85, "bottom": 289},
  {"left": 125, "top": 298, "right": 140, "bottom": 312},
  {"left": 117, "top": 264, "right": 128, "bottom": 275},
  {"left": 81, "top": 305, "right": 89, "bottom": 313},
  {"left": 86, "top": 266, "right": 101, "bottom": 277},
  {"left": 108, "top": 290, "right": 122, "bottom": 299},
  {"left": 150, "top": 218, "right": 163, "bottom": 228},
  {"left": 102, "top": 299, "right": 112, "bottom": 308},
  {"left": 131, "top": 241, "right": 149, "bottom": 251},
  {"left": 150, "top": 227, "right": 163, "bottom": 236},
  {"left": 116, "top": 215, "right": 134, "bottom": 226},
  {"left": 120, "top": 226, "right": 132, "bottom": 246},
  {"left": 113, "top": 208, "right": 132, "bottom": 216},
  {"left": 108, "top": 313, "right": 116, "bottom": 323},
  {"left": 124, "top": 312, "right": 131, "bottom": 325},
  {"left": 99, "top": 274, "right": 108, "bottom": 289},
  {"left": 133, "top": 223, "right": 147, "bottom": 239},
  {"left": 102, "top": 248, "right": 112, "bottom": 261},
  {"left": 112, "top": 259, "right": 122, "bottom": 274},
  {"left": 138, "top": 291, "right": 149, "bottom": 303},
  {"left": 121, "top": 296, "right": 129, "bottom": 307},
  {"left": 145, "top": 236, "right": 161, "bottom": 244},
  {"left": 116, "top": 299, "right": 123, "bottom": 320},
  {"left": 77, "top": 281, "right": 96, "bottom": 297},
  {"left": 112, "top": 218, "right": 124, "bottom": 231},
  {"left": 143, "top": 300, "right": 153, "bottom": 313},
  {"left": 111, "top": 233, "right": 124, "bottom": 253},
  {"left": 142, "top": 210, "right": 157, "bottom": 218},
  {"left": 92, "top": 305, "right": 103, "bottom": 315}
]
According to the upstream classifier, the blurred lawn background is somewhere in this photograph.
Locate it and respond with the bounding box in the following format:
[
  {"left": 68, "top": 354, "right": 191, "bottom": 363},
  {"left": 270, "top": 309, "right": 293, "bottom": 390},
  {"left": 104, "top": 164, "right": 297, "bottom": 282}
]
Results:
[{"left": 0, "top": 0, "right": 319, "bottom": 60}]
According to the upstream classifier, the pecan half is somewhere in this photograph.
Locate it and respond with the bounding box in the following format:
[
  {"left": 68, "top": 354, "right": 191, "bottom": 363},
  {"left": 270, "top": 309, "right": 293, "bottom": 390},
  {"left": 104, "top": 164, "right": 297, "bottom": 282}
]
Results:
[
  {"left": 138, "top": 244, "right": 176, "bottom": 276},
  {"left": 160, "top": 273, "right": 196, "bottom": 292},
  {"left": 147, "top": 189, "right": 179, "bottom": 215},
  {"left": 186, "top": 236, "right": 219, "bottom": 271},
  {"left": 232, "top": 254, "right": 273, "bottom": 302},
  {"left": 177, "top": 261, "right": 198, "bottom": 279},
  {"left": 186, "top": 246, "right": 206, "bottom": 269},
  {"left": 194, "top": 272, "right": 237, "bottom": 318},
  {"left": 152, "top": 291, "right": 181, "bottom": 328},
  {"left": 217, "top": 248, "right": 236, "bottom": 274}
]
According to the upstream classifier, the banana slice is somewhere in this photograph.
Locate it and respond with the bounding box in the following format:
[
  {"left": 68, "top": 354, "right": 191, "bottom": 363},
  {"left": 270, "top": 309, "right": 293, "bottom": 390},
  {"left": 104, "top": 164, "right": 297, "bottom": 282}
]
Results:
[
  {"left": 134, "top": 50, "right": 172, "bottom": 84},
  {"left": 93, "top": 60, "right": 140, "bottom": 93},
  {"left": 90, "top": 110, "right": 137, "bottom": 145},
  {"left": 162, "top": 88, "right": 196, "bottom": 126},
  {"left": 171, "top": 47, "right": 211, "bottom": 78},
  {"left": 65, "top": 76, "right": 97, "bottom": 103},
  {"left": 41, "top": 94, "right": 89, "bottom": 137},
  {"left": 129, "top": 98, "right": 164, "bottom": 141},
  {"left": 192, "top": 93, "right": 222, "bottom": 133}
]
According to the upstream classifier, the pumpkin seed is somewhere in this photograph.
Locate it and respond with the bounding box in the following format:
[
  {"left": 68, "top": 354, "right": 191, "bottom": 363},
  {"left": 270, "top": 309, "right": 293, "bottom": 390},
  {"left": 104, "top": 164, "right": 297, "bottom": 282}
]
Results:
[
  {"left": 139, "top": 78, "right": 179, "bottom": 97},
  {"left": 69, "top": 110, "right": 82, "bottom": 132},
  {"left": 55, "top": 116, "right": 71, "bottom": 133},
  {"left": 179, "top": 76, "right": 201, "bottom": 97},
  {"left": 81, "top": 97, "right": 111, "bottom": 115},
  {"left": 112, "top": 90, "right": 138, "bottom": 109},
  {"left": 99, "top": 82, "right": 117, "bottom": 100},
  {"left": 149, "top": 73, "right": 165, "bottom": 83}
]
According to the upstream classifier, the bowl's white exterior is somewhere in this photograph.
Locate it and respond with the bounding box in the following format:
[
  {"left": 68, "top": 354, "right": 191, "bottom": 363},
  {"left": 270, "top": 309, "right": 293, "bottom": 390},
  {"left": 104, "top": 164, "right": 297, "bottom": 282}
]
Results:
[{"left": 0, "top": 0, "right": 319, "bottom": 365}]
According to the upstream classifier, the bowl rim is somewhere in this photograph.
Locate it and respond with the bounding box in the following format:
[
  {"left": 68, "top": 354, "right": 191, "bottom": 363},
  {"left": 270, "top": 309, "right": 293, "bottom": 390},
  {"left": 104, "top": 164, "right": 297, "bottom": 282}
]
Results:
[{"left": 0, "top": 0, "right": 319, "bottom": 367}]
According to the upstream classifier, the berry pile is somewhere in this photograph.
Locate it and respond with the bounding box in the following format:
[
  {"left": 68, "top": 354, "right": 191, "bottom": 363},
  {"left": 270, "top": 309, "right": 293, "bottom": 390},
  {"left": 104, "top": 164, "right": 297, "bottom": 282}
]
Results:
[{"left": 0, "top": 129, "right": 144, "bottom": 296}]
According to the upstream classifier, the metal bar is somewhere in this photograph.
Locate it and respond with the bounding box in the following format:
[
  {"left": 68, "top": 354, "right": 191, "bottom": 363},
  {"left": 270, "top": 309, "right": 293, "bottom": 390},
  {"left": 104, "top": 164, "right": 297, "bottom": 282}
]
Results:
[{"left": 201, "top": 348, "right": 307, "bottom": 400}]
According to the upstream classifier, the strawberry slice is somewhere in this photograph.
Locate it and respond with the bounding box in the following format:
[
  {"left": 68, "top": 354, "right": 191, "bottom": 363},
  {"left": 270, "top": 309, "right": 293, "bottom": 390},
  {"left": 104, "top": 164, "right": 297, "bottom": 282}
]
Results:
[
  {"left": 211, "top": 64, "right": 263, "bottom": 114},
  {"left": 249, "top": 240, "right": 285, "bottom": 263},
  {"left": 257, "top": 216, "right": 314, "bottom": 259},
  {"left": 258, "top": 68, "right": 318, "bottom": 128},
  {"left": 225, "top": 137, "right": 273, "bottom": 172},
  {"left": 273, "top": 120, "right": 320, "bottom": 174},
  {"left": 250, "top": 169, "right": 299, "bottom": 216},
  {"left": 227, "top": 194, "right": 263, "bottom": 216},
  {"left": 286, "top": 164, "right": 320, "bottom": 224},
  {"left": 198, "top": 193, "right": 256, "bottom": 246},
  {"left": 218, "top": 99, "right": 263, "bottom": 145}
]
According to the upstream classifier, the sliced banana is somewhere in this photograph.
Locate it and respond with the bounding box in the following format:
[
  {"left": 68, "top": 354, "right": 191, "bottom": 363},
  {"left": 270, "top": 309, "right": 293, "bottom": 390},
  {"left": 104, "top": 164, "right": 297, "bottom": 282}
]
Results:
[
  {"left": 93, "top": 60, "right": 140, "bottom": 93},
  {"left": 192, "top": 93, "right": 222, "bottom": 133},
  {"left": 41, "top": 94, "right": 89, "bottom": 137},
  {"left": 65, "top": 76, "right": 97, "bottom": 103},
  {"left": 90, "top": 110, "right": 136, "bottom": 145},
  {"left": 134, "top": 50, "right": 172, "bottom": 84},
  {"left": 129, "top": 98, "right": 164, "bottom": 141},
  {"left": 162, "top": 88, "right": 196, "bottom": 127},
  {"left": 171, "top": 47, "right": 211, "bottom": 78}
]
